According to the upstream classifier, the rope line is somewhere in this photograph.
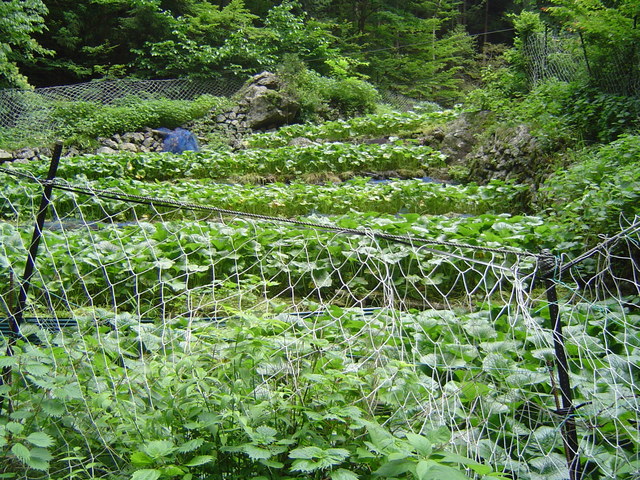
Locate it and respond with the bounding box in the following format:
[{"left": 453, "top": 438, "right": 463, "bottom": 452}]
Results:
[
  {"left": 9, "top": 164, "right": 638, "bottom": 271},
  {"left": 557, "top": 219, "right": 640, "bottom": 275},
  {"left": 0, "top": 166, "right": 545, "bottom": 260}
]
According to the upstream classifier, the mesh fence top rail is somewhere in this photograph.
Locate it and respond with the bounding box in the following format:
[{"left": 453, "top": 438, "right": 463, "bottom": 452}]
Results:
[{"left": 0, "top": 165, "right": 639, "bottom": 480}]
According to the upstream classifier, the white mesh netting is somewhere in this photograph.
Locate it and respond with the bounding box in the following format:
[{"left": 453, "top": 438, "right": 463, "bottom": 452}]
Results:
[{"left": 0, "top": 167, "right": 638, "bottom": 479}]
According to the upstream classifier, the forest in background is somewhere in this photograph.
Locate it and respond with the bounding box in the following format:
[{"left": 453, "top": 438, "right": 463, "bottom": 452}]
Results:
[{"left": 0, "top": 0, "right": 633, "bottom": 103}]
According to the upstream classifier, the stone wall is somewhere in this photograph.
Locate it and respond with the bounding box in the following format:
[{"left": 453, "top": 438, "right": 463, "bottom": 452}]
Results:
[{"left": 95, "top": 129, "right": 165, "bottom": 155}]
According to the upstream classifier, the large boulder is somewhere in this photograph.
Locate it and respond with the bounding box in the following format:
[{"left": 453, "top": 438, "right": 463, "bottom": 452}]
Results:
[{"left": 236, "top": 72, "right": 299, "bottom": 130}]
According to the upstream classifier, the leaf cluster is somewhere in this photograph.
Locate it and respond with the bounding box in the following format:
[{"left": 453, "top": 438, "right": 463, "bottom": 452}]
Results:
[
  {"left": 1, "top": 296, "right": 637, "bottom": 479},
  {"left": 247, "top": 110, "right": 456, "bottom": 148},
  {"left": 6, "top": 142, "right": 447, "bottom": 182}
]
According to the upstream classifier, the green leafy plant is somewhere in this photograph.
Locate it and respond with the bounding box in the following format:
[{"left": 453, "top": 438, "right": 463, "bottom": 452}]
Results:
[
  {"left": 247, "top": 110, "right": 456, "bottom": 148},
  {"left": 562, "top": 86, "right": 640, "bottom": 144},
  {"left": 5, "top": 142, "right": 447, "bottom": 182},
  {"left": 538, "top": 134, "right": 640, "bottom": 242}
]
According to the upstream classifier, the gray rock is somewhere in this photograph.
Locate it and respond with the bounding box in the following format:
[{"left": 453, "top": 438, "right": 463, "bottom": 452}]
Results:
[
  {"left": 96, "top": 146, "right": 118, "bottom": 155},
  {"left": 15, "top": 149, "right": 35, "bottom": 159},
  {"left": 288, "top": 137, "right": 315, "bottom": 147},
  {"left": 0, "top": 150, "right": 12, "bottom": 161},
  {"left": 121, "top": 142, "right": 138, "bottom": 153},
  {"left": 235, "top": 71, "right": 300, "bottom": 130},
  {"left": 102, "top": 139, "right": 119, "bottom": 149}
]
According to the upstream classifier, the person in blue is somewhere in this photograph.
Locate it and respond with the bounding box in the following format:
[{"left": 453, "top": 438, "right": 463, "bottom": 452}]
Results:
[{"left": 155, "top": 127, "right": 200, "bottom": 153}]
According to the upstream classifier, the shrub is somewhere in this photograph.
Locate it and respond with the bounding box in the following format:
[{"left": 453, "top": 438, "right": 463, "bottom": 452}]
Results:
[
  {"left": 562, "top": 85, "right": 640, "bottom": 144},
  {"left": 51, "top": 94, "right": 232, "bottom": 140},
  {"left": 538, "top": 134, "right": 640, "bottom": 240},
  {"left": 326, "top": 77, "right": 379, "bottom": 117},
  {"left": 277, "top": 56, "right": 380, "bottom": 122}
]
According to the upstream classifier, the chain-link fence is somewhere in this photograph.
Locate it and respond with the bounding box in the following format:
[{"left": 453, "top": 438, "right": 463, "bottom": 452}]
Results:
[
  {"left": 522, "top": 30, "right": 640, "bottom": 96},
  {"left": 0, "top": 77, "right": 244, "bottom": 142}
]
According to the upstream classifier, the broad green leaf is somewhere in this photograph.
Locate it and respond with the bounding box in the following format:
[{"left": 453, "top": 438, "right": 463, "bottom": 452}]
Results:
[
  {"left": 331, "top": 468, "right": 359, "bottom": 480},
  {"left": 154, "top": 259, "right": 174, "bottom": 270},
  {"left": 184, "top": 455, "right": 214, "bottom": 467},
  {"left": 425, "top": 426, "right": 452, "bottom": 445},
  {"left": 6, "top": 422, "right": 24, "bottom": 435},
  {"left": 11, "top": 443, "right": 31, "bottom": 463},
  {"left": 131, "top": 469, "right": 161, "bottom": 480},
  {"left": 373, "top": 459, "right": 414, "bottom": 477},
  {"left": 416, "top": 460, "right": 471, "bottom": 480},
  {"left": 160, "top": 465, "right": 184, "bottom": 476},
  {"left": 0, "top": 356, "right": 17, "bottom": 368},
  {"left": 30, "top": 447, "right": 53, "bottom": 462},
  {"left": 55, "top": 384, "right": 83, "bottom": 400},
  {"left": 131, "top": 451, "right": 154, "bottom": 467},
  {"left": 439, "top": 453, "right": 492, "bottom": 475},
  {"left": 291, "top": 459, "right": 320, "bottom": 473},
  {"left": 143, "top": 440, "right": 175, "bottom": 459},
  {"left": 326, "top": 449, "right": 350, "bottom": 462},
  {"left": 255, "top": 425, "right": 278, "bottom": 440},
  {"left": 25, "top": 363, "right": 51, "bottom": 376},
  {"left": 243, "top": 444, "right": 272, "bottom": 460},
  {"left": 41, "top": 399, "right": 65, "bottom": 417},
  {"left": 25, "top": 432, "right": 54, "bottom": 448},
  {"left": 405, "top": 433, "right": 432, "bottom": 457},
  {"left": 26, "top": 456, "right": 50, "bottom": 471},
  {"left": 416, "top": 460, "right": 431, "bottom": 480},
  {"left": 289, "top": 446, "right": 323, "bottom": 459},
  {"left": 176, "top": 438, "right": 204, "bottom": 453},
  {"left": 259, "top": 458, "right": 284, "bottom": 468}
]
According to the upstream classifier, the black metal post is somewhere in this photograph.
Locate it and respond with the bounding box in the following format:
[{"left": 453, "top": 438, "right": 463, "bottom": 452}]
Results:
[
  {"left": 578, "top": 31, "right": 593, "bottom": 81},
  {"left": 1, "top": 142, "right": 62, "bottom": 414},
  {"left": 8, "top": 141, "right": 63, "bottom": 337},
  {"left": 539, "top": 250, "right": 581, "bottom": 480}
]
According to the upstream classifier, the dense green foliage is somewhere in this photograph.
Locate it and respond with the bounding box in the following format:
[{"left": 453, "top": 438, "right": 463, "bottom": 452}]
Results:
[
  {"left": 0, "top": 94, "right": 233, "bottom": 150},
  {"left": 0, "top": 0, "right": 51, "bottom": 88},
  {"left": 5, "top": 0, "right": 514, "bottom": 102},
  {"left": 0, "top": 213, "right": 572, "bottom": 316},
  {"left": 538, "top": 134, "right": 640, "bottom": 242},
  {"left": 56, "top": 95, "right": 233, "bottom": 140},
  {"left": 0, "top": 209, "right": 635, "bottom": 478},
  {"left": 6, "top": 142, "right": 446, "bottom": 181},
  {"left": 1, "top": 2, "right": 640, "bottom": 476},
  {"left": 12, "top": 301, "right": 630, "bottom": 479},
  {"left": 1, "top": 174, "right": 527, "bottom": 221},
  {"left": 562, "top": 87, "right": 640, "bottom": 144},
  {"left": 247, "top": 109, "right": 454, "bottom": 148}
]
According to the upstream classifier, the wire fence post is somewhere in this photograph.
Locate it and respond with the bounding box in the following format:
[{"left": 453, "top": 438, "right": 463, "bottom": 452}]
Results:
[
  {"left": 7, "top": 141, "right": 63, "bottom": 340},
  {"left": 538, "top": 249, "right": 581, "bottom": 480},
  {"left": 1, "top": 141, "right": 63, "bottom": 414}
]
